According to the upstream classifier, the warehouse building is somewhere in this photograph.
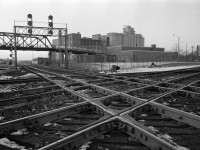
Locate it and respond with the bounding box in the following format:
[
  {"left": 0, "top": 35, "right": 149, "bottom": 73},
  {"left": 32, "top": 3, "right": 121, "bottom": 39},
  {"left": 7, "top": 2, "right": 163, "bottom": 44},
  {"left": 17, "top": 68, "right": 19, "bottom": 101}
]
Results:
[
  {"left": 32, "top": 57, "right": 49, "bottom": 65},
  {"left": 107, "top": 45, "right": 177, "bottom": 62}
]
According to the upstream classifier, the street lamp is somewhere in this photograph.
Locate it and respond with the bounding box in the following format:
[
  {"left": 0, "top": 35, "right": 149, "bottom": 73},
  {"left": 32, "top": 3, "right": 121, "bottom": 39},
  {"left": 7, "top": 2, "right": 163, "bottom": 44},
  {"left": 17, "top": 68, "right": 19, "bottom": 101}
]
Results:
[
  {"left": 173, "top": 34, "right": 180, "bottom": 62},
  {"left": 182, "top": 42, "right": 187, "bottom": 62}
]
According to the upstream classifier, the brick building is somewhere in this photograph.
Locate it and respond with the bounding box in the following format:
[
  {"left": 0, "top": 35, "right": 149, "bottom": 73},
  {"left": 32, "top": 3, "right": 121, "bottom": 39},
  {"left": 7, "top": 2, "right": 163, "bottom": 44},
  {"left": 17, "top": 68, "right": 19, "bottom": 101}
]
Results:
[
  {"left": 81, "top": 37, "right": 103, "bottom": 50},
  {"left": 93, "top": 25, "right": 145, "bottom": 47}
]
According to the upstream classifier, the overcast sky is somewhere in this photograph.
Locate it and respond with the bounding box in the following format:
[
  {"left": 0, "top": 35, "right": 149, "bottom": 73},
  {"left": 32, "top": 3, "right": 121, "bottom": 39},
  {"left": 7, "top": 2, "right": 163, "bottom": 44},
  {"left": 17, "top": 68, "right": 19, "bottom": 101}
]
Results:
[{"left": 0, "top": 0, "right": 200, "bottom": 60}]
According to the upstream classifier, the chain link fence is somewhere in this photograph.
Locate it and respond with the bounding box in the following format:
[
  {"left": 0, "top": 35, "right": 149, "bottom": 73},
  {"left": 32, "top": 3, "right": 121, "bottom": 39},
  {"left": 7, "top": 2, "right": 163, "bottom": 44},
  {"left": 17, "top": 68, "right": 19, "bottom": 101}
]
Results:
[{"left": 54, "top": 54, "right": 179, "bottom": 72}]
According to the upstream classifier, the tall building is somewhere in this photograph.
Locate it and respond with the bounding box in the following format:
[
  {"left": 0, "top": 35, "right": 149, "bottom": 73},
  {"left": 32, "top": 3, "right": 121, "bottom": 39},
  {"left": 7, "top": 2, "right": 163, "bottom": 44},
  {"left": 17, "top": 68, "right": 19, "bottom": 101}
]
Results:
[
  {"left": 92, "top": 25, "right": 145, "bottom": 47},
  {"left": 67, "top": 33, "right": 81, "bottom": 48},
  {"left": 92, "top": 34, "right": 101, "bottom": 40},
  {"left": 81, "top": 37, "right": 103, "bottom": 50},
  {"left": 107, "top": 33, "right": 123, "bottom": 46},
  {"left": 123, "top": 25, "right": 135, "bottom": 35}
]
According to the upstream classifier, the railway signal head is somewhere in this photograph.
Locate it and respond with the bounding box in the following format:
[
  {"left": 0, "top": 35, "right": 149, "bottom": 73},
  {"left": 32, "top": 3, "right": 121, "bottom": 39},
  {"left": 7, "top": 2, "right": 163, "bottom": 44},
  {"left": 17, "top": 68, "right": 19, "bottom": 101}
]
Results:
[
  {"left": 48, "top": 15, "right": 53, "bottom": 35},
  {"left": 48, "top": 22, "right": 53, "bottom": 28},
  {"left": 48, "top": 15, "right": 53, "bottom": 20},
  {"left": 27, "top": 14, "right": 33, "bottom": 34},
  {"left": 27, "top": 14, "right": 33, "bottom": 26},
  {"left": 28, "top": 21, "right": 32, "bottom": 26},
  {"left": 28, "top": 29, "right": 32, "bottom": 34},
  {"left": 27, "top": 14, "right": 32, "bottom": 19},
  {"left": 48, "top": 30, "right": 53, "bottom": 35},
  {"left": 48, "top": 15, "right": 53, "bottom": 28}
]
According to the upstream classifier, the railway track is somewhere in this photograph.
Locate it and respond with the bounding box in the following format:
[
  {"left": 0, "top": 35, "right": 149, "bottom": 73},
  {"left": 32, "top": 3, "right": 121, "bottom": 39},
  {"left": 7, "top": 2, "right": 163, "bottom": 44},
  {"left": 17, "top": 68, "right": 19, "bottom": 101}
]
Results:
[
  {"left": 121, "top": 102, "right": 200, "bottom": 150},
  {"left": 0, "top": 65, "right": 200, "bottom": 150}
]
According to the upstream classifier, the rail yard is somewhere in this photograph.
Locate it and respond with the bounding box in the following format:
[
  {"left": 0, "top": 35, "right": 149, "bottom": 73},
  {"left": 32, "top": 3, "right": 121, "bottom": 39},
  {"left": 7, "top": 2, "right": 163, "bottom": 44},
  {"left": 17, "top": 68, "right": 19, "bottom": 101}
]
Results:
[{"left": 0, "top": 65, "right": 200, "bottom": 150}]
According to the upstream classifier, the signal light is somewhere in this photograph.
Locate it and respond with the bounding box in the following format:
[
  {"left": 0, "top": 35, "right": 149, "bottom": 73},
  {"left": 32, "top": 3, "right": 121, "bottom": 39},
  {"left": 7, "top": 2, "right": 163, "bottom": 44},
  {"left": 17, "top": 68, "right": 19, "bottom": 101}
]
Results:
[
  {"left": 28, "top": 29, "right": 32, "bottom": 34},
  {"left": 48, "top": 22, "right": 53, "bottom": 28},
  {"left": 48, "top": 15, "right": 53, "bottom": 35},
  {"left": 27, "top": 14, "right": 33, "bottom": 27},
  {"left": 27, "top": 14, "right": 33, "bottom": 35},
  {"left": 10, "top": 54, "right": 13, "bottom": 57},
  {"left": 48, "top": 30, "right": 53, "bottom": 35},
  {"left": 28, "top": 21, "right": 32, "bottom": 26},
  {"left": 27, "top": 14, "right": 32, "bottom": 19},
  {"left": 48, "top": 15, "right": 53, "bottom": 28},
  {"left": 48, "top": 15, "right": 53, "bottom": 20}
]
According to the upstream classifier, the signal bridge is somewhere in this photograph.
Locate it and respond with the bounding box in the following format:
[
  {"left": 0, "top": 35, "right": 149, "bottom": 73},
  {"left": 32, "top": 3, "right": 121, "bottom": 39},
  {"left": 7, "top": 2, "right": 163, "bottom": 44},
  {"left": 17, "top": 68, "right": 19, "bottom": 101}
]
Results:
[{"left": 0, "top": 32, "right": 102, "bottom": 55}]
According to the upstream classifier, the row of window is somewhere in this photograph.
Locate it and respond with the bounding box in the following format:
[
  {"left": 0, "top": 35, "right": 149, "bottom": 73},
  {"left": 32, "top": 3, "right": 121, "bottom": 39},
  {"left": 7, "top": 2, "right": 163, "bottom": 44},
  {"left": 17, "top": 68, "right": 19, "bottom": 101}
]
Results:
[{"left": 81, "top": 40, "right": 102, "bottom": 45}]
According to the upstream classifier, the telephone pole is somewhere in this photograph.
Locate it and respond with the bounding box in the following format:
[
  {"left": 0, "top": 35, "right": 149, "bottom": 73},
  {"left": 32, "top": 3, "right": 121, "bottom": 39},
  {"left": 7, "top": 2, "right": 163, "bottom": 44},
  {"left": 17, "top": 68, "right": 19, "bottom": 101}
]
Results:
[{"left": 173, "top": 34, "right": 180, "bottom": 62}]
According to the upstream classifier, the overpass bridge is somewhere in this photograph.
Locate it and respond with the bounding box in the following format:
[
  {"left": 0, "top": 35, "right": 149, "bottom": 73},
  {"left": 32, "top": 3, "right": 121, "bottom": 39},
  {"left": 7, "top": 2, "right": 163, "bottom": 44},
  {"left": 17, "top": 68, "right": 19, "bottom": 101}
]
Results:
[{"left": 0, "top": 32, "right": 103, "bottom": 55}]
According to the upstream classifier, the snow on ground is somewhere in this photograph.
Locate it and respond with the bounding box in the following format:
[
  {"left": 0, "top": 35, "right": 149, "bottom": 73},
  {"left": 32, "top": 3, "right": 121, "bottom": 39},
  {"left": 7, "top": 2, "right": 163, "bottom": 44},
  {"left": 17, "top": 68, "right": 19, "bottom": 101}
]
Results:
[
  {"left": 157, "top": 133, "right": 190, "bottom": 150},
  {"left": 79, "top": 141, "right": 92, "bottom": 150},
  {"left": 100, "top": 64, "right": 200, "bottom": 74},
  {"left": 0, "top": 75, "right": 13, "bottom": 80},
  {"left": 0, "top": 73, "right": 38, "bottom": 80},
  {"left": 19, "top": 73, "right": 38, "bottom": 79},
  {"left": 0, "top": 138, "right": 28, "bottom": 150},
  {"left": 10, "top": 128, "right": 29, "bottom": 135}
]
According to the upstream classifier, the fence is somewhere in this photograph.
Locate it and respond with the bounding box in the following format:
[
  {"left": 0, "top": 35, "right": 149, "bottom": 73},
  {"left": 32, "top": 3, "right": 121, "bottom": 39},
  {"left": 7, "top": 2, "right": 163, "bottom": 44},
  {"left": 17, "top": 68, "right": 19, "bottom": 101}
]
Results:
[{"left": 54, "top": 54, "right": 180, "bottom": 72}]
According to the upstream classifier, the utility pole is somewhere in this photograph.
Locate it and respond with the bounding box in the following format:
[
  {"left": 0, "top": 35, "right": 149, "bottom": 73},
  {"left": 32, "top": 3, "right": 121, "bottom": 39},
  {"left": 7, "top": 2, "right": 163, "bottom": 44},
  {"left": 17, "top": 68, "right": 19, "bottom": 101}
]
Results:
[
  {"left": 186, "top": 43, "right": 187, "bottom": 62},
  {"left": 14, "top": 21, "right": 17, "bottom": 70},
  {"left": 197, "top": 45, "right": 199, "bottom": 61},
  {"left": 173, "top": 34, "right": 180, "bottom": 62},
  {"left": 178, "top": 36, "right": 180, "bottom": 61},
  {"left": 182, "top": 42, "right": 187, "bottom": 62},
  {"left": 58, "top": 30, "right": 62, "bottom": 68},
  {"left": 192, "top": 46, "right": 194, "bottom": 61},
  {"left": 65, "top": 24, "right": 68, "bottom": 69}
]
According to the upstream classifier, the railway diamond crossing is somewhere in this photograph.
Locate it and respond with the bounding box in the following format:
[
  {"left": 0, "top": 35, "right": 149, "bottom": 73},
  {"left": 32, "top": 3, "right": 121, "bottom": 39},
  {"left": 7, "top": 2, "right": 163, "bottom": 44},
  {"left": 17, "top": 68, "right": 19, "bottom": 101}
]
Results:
[{"left": 0, "top": 65, "right": 200, "bottom": 150}]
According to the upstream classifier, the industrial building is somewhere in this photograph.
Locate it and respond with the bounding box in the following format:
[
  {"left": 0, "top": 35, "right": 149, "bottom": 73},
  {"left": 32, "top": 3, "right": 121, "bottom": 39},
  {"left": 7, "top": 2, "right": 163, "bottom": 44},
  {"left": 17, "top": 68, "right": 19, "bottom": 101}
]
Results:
[
  {"left": 107, "top": 45, "right": 177, "bottom": 62},
  {"left": 32, "top": 57, "right": 49, "bottom": 65},
  {"left": 49, "top": 25, "right": 176, "bottom": 66},
  {"left": 81, "top": 37, "right": 103, "bottom": 50},
  {"left": 49, "top": 32, "right": 105, "bottom": 65},
  {"left": 95, "top": 25, "right": 145, "bottom": 47}
]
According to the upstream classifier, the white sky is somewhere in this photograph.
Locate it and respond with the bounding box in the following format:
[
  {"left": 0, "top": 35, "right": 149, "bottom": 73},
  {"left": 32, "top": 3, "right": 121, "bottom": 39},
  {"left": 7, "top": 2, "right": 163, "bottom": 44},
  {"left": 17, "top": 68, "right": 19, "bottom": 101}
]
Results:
[{"left": 0, "top": 0, "right": 200, "bottom": 60}]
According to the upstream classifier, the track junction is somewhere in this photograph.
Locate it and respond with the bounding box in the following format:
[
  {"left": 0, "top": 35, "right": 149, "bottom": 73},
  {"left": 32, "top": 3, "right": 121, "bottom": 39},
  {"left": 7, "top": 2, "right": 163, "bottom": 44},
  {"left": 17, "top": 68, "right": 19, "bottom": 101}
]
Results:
[{"left": 0, "top": 65, "right": 200, "bottom": 150}]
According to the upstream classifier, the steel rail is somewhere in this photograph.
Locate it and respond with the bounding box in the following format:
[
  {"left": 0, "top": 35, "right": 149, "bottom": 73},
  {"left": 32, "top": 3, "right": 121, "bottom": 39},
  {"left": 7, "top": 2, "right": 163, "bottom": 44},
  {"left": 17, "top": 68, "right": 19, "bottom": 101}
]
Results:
[
  {"left": 0, "top": 88, "right": 63, "bottom": 106},
  {"left": 0, "top": 101, "right": 113, "bottom": 135}
]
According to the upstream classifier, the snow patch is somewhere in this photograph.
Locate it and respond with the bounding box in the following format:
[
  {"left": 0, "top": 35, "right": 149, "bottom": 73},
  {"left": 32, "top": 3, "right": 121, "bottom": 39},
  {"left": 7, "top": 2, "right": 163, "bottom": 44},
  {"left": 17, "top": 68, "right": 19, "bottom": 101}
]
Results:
[
  {"left": 148, "top": 126, "right": 158, "bottom": 134},
  {"left": 0, "top": 75, "right": 12, "bottom": 80},
  {"left": 64, "top": 118, "right": 72, "bottom": 121},
  {"left": 175, "top": 146, "right": 190, "bottom": 150},
  {"left": 101, "top": 64, "right": 200, "bottom": 74},
  {"left": 44, "top": 122, "right": 61, "bottom": 127},
  {"left": 162, "top": 102, "right": 169, "bottom": 106},
  {"left": 79, "top": 141, "right": 91, "bottom": 150},
  {"left": 0, "top": 116, "right": 4, "bottom": 121},
  {"left": 10, "top": 128, "right": 29, "bottom": 135},
  {"left": 157, "top": 133, "right": 189, "bottom": 150},
  {"left": 0, "top": 137, "right": 29, "bottom": 150},
  {"left": 20, "top": 73, "right": 38, "bottom": 79},
  {"left": 158, "top": 133, "right": 174, "bottom": 144},
  {"left": 44, "top": 123, "right": 51, "bottom": 126},
  {"left": 140, "top": 114, "right": 148, "bottom": 117},
  {"left": 138, "top": 120, "right": 145, "bottom": 123}
]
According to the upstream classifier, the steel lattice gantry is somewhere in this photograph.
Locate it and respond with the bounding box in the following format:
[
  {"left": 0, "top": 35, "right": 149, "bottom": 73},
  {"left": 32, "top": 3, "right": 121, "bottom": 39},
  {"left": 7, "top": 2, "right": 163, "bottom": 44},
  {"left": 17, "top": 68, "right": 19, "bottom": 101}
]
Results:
[
  {"left": 0, "top": 32, "right": 102, "bottom": 54},
  {"left": 0, "top": 32, "right": 55, "bottom": 51},
  {"left": 15, "top": 26, "right": 66, "bottom": 37}
]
